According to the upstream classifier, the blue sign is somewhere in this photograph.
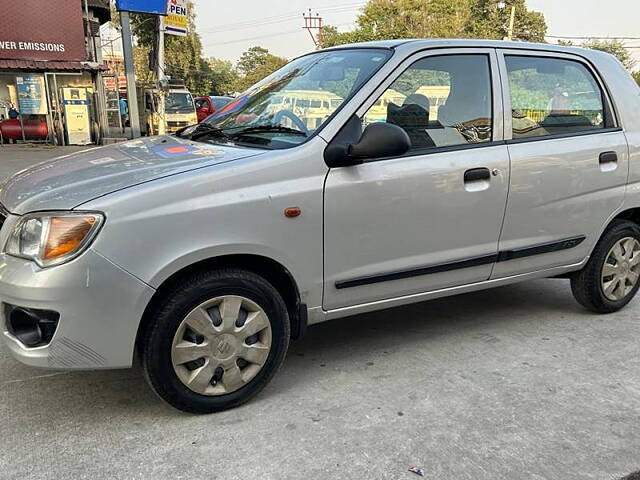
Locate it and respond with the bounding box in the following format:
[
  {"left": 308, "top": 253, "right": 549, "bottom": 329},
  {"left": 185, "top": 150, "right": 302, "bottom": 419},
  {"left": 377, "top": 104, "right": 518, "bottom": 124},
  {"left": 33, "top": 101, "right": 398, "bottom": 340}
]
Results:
[
  {"left": 16, "top": 75, "right": 45, "bottom": 115},
  {"left": 115, "top": 0, "right": 168, "bottom": 15}
]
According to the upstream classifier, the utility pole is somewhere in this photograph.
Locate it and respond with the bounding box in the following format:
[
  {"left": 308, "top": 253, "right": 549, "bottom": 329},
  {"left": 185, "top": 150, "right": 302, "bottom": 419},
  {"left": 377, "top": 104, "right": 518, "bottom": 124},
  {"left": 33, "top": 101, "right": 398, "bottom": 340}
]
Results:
[
  {"left": 120, "top": 11, "right": 141, "bottom": 138},
  {"left": 504, "top": 5, "right": 516, "bottom": 41},
  {"left": 156, "top": 15, "right": 166, "bottom": 135},
  {"left": 303, "top": 9, "right": 324, "bottom": 48}
]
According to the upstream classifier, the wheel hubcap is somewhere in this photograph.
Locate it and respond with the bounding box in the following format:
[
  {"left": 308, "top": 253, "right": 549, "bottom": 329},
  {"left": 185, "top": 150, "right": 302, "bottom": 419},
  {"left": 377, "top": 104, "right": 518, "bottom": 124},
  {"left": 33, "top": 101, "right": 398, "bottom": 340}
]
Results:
[
  {"left": 171, "top": 295, "right": 272, "bottom": 396},
  {"left": 601, "top": 237, "right": 640, "bottom": 301}
]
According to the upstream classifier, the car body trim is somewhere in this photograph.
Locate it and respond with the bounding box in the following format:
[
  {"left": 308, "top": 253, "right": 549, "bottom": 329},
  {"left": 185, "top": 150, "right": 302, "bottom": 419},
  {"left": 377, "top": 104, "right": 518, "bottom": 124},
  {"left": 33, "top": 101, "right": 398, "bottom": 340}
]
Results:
[
  {"left": 497, "top": 235, "right": 586, "bottom": 261},
  {"left": 505, "top": 127, "right": 623, "bottom": 146},
  {"left": 335, "top": 235, "right": 586, "bottom": 289}
]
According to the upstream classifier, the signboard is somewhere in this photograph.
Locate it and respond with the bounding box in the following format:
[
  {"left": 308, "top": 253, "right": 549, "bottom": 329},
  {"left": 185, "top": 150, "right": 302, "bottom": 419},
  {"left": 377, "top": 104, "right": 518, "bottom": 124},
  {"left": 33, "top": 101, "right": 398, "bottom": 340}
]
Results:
[
  {"left": 62, "top": 88, "right": 92, "bottom": 145},
  {"left": 115, "top": 0, "right": 169, "bottom": 15},
  {"left": 0, "top": 0, "right": 86, "bottom": 61},
  {"left": 16, "top": 75, "right": 48, "bottom": 115},
  {"left": 165, "top": 0, "right": 188, "bottom": 36}
]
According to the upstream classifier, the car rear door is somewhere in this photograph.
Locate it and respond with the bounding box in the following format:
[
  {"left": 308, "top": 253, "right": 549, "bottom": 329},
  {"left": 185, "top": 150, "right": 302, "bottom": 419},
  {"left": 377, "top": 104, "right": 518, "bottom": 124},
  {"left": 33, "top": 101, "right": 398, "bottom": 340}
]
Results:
[
  {"left": 492, "top": 49, "right": 629, "bottom": 279},
  {"left": 323, "top": 48, "right": 511, "bottom": 310}
]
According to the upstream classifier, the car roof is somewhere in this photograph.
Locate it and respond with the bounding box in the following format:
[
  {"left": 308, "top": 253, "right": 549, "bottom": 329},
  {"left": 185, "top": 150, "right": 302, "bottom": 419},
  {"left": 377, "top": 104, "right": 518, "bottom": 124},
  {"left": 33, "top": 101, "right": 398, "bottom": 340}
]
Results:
[{"left": 319, "top": 38, "right": 610, "bottom": 61}]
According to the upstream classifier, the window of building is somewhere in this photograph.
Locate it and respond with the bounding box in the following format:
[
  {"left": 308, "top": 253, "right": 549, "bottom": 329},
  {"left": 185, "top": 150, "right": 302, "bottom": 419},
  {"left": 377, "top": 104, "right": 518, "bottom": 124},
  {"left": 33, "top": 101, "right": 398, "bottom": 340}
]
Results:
[
  {"left": 505, "top": 56, "right": 606, "bottom": 140},
  {"left": 362, "top": 54, "right": 493, "bottom": 152}
]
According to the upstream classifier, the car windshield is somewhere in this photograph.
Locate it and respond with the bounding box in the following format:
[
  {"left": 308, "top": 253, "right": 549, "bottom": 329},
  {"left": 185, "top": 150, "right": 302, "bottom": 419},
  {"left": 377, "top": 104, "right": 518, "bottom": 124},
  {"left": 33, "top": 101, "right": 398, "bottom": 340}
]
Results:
[
  {"left": 201, "top": 48, "right": 392, "bottom": 149},
  {"left": 167, "top": 92, "right": 194, "bottom": 112}
]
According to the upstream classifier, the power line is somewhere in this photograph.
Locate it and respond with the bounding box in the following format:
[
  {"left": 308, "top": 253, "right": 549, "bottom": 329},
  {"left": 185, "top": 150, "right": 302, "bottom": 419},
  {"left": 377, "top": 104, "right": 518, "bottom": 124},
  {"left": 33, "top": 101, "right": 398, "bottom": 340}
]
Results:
[
  {"left": 203, "top": 22, "right": 354, "bottom": 48},
  {"left": 199, "top": 2, "right": 365, "bottom": 34},
  {"left": 303, "top": 9, "right": 324, "bottom": 47},
  {"left": 548, "top": 35, "right": 640, "bottom": 40},
  {"left": 203, "top": 29, "right": 302, "bottom": 47}
]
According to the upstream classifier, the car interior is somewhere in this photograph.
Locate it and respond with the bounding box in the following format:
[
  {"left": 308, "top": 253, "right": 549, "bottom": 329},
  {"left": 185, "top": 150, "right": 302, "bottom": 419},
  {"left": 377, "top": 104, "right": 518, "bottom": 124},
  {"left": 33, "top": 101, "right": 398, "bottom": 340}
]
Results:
[{"left": 377, "top": 55, "right": 493, "bottom": 150}]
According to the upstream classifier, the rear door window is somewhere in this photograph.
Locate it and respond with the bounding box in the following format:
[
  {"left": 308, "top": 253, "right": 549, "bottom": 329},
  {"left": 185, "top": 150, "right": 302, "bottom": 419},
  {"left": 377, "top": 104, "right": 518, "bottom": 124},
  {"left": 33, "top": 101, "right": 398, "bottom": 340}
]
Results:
[{"left": 505, "top": 55, "right": 606, "bottom": 139}]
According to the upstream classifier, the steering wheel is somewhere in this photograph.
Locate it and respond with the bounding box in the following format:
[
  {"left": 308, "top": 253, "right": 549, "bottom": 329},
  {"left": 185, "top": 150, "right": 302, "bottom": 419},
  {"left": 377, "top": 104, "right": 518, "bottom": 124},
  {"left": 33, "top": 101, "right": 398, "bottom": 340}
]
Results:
[{"left": 273, "top": 110, "right": 310, "bottom": 134}]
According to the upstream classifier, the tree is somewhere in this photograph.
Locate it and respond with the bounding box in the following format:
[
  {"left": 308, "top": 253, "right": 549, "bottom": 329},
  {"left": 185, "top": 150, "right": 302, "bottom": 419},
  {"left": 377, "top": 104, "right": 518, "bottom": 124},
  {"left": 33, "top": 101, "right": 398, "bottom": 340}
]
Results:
[
  {"left": 233, "top": 47, "right": 288, "bottom": 92},
  {"left": 128, "top": 1, "right": 213, "bottom": 95},
  {"left": 466, "top": 0, "right": 546, "bottom": 41},
  {"left": 320, "top": 0, "right": 547, "bottom": 48},
  {"left": 632, "top": 71, "right": 640, "bottom": 87},
  {"left": 581, "top": 39, "right": 636, "bottom": 70},
  {"left": 206, "top": 58, "right": 237, "bottom": 95}
]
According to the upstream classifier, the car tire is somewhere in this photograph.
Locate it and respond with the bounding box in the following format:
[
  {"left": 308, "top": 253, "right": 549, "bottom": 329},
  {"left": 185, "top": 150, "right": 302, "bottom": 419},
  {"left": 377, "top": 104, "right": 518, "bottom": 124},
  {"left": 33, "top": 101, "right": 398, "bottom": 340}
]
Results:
[
  {"left": 571, "top": 219, "right": 640, "bottom": 313},
  {"left": 142, "top": 268, "right": 290, "bottom": 413}
]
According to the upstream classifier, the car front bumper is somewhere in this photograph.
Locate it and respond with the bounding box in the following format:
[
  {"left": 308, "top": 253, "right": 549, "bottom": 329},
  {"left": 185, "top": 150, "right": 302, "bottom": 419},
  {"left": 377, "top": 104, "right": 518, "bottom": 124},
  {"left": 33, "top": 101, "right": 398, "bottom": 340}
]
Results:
[{"left": 0, "top": 249, "right": 155, "bottom": 369}]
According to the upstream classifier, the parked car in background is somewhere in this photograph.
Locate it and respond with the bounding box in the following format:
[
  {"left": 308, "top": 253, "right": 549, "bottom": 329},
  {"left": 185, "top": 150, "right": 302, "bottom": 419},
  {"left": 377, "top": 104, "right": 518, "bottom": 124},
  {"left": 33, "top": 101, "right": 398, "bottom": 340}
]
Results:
[
  {"left": 195, "top": 95, "right": 233, "bottom": 123},
  {"left": 2, "top": 40, "right": 640, "bottom": 414}
]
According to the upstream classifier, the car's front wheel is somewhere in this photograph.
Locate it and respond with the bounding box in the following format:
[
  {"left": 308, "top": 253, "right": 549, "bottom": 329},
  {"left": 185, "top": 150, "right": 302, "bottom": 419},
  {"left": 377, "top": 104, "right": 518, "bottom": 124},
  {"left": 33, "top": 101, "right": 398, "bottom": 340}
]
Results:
[
  {"left": 142, "top": 269, "right": 290, "bottom": 413},
  {"left": 571, "top": 219, "right": 640, "bottom": 313}
]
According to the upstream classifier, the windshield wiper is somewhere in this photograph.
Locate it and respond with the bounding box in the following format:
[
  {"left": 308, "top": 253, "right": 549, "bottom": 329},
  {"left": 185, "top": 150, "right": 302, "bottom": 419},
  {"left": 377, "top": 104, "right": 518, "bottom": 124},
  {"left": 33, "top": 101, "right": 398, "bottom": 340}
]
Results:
[
  {"left": 228, "top": 124, "right": 308, "bottom": 138},
  {"left": 177, "top": 123, "right": 231, "bottom": 141}
]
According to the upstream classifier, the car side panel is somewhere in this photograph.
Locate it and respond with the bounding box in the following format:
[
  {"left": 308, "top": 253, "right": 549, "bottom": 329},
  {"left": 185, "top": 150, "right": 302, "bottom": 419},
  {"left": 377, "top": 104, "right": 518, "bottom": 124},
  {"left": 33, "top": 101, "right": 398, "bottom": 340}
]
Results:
[
  {"left": 492, "top": 49, "right": 630, "bottom": 278},
  {"left": 492, "top": 132, "right": 628, "bottom": 278},
  {"left": 81, "top": 138, "right": 329, "bottom": 311}
]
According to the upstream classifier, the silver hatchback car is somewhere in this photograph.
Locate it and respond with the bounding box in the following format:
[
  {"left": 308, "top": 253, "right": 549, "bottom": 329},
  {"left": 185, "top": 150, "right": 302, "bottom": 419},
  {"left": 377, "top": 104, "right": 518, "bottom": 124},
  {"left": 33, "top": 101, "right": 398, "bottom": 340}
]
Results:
[{"left": 2, "top": 40, "right": 640, "bottom": 413}]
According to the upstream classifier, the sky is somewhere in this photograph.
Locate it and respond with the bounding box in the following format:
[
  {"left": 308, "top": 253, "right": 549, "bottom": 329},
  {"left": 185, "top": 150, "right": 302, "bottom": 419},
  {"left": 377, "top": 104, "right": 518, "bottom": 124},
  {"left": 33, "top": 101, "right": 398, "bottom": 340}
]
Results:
[{"left": 193, "top": 0, "right": 640, "bottom": 67}]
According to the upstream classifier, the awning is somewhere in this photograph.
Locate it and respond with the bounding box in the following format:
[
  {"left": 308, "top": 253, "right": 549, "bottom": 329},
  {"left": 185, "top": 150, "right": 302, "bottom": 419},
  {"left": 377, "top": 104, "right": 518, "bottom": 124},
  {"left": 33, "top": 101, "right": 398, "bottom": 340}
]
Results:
[
  {"left": 0, "top": 59, "right": 107, "bottom": 71},
  {"left": 87, "top": 0, "right": 111, "bottom": 25}
]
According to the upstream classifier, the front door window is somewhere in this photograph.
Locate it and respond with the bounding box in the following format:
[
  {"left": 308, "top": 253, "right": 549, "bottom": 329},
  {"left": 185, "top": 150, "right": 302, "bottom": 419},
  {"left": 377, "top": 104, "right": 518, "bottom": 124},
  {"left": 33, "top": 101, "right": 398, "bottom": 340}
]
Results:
[{"left": 363, "top": 54, "right": 493, "bottom": 153}]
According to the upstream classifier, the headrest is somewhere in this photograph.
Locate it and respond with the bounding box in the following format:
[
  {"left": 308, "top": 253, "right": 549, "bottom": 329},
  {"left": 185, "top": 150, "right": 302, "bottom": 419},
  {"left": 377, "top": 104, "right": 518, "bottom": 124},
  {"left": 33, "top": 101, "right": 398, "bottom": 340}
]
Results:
[{"left": 387, "top": 94, "right": 430, "bottom": 128}]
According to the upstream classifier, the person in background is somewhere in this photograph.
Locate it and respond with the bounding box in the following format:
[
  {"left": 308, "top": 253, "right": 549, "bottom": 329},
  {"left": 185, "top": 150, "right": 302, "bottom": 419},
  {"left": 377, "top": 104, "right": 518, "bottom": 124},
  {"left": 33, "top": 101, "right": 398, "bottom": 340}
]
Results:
[
  {"left": 119, "top": 97, "right": 128, "bottom": 133},
  {"left": 549, "top": 85, "right": 571, "bottom": 115}
]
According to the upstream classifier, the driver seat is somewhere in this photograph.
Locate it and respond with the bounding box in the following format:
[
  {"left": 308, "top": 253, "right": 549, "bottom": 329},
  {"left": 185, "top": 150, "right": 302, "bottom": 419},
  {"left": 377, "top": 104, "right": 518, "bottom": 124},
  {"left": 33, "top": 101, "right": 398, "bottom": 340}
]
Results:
[{"left": 387, "top": 94, "right": 435, "bottom": 149}]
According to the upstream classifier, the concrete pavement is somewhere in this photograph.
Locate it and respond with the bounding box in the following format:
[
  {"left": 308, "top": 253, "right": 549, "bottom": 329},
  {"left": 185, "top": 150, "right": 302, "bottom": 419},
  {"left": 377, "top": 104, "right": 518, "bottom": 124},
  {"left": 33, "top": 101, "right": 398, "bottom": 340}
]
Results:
[
  {"left": 0, "top": 144, "right": 90, "bottom": 177},
  {"left": 0, "top": 146, "right": 639, "bottom": 480}
]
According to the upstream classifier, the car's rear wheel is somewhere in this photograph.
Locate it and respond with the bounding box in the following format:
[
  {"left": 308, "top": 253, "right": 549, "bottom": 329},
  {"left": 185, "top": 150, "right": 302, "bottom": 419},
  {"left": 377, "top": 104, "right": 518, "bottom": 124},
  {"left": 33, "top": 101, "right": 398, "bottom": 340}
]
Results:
[
  {"left": 571, "top": 219, "right": 640, "bottom": 313},
  {"left": 142, "top": 269, "right": 290, "bottom": 413}
]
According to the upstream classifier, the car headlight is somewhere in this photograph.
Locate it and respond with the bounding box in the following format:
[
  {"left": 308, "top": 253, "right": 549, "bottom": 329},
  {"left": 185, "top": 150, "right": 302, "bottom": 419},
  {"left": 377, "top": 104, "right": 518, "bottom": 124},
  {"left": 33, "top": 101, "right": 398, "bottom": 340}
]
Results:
[{"left": 5, "top": 212, "right": 104, "bottom": 268}]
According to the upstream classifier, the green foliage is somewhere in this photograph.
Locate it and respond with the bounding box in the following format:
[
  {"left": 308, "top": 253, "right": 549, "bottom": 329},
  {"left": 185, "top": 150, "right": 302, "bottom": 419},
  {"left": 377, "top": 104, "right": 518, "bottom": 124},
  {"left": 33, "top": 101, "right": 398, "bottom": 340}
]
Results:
[
  {"left": 233, "top": 47, "right": 288, "bottom": 92},
  {"left": 128, "top": 1, "right": 212, "bottom": 95},
  {"left": 557, "top": 39, "right": 636, "bottom": 73},
  {"left": 206, "top": 58, "right": 236, "bottom": 96},
  {"left": 113, "top": 2, "right": 290, "bottom": 95},
  {"left": 633, "top": 71, "right": 640, "bottom": 87},
  {"left": 508, "top": 59, "right": 603, "bottom": 122},
  {"left": 468, "top": 0, "right": 546, "bottom": 41},
  {"left": 581, "top": 39, "right": 636, "bottom": 70},
  {"left": 321, "top": 0, "right": 547, "bottom": 48}
]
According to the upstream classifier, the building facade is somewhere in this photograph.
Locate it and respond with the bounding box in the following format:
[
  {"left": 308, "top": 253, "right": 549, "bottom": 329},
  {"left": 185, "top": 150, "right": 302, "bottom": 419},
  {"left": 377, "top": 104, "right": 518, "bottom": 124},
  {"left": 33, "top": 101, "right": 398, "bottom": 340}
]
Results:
[{"left": 0, "top": 0, "right": 111, "bottom": 145}]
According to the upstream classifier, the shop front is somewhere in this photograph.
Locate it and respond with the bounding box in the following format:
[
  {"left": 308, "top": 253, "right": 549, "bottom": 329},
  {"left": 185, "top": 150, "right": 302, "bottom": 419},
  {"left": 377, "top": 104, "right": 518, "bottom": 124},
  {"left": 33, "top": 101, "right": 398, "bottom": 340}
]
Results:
[
  {"left": 0, "top": 0, "right": 110, "bottom": 145},
  {"left": 0, "top": 67, "right": 104, "bottom": 145}
]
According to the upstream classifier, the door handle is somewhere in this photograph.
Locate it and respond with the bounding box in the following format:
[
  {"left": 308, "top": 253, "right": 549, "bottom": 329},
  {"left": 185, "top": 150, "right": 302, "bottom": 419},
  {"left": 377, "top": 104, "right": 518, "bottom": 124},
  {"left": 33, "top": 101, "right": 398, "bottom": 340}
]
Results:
[
  {"left": 599, "top": 151, "right": 618, "bottom": 172},
  {"left": 599, "top": 151, "right": 618, "bottom": 164},
  {"left": 464, "top": 167, "right": 491, "bottom": 183}
]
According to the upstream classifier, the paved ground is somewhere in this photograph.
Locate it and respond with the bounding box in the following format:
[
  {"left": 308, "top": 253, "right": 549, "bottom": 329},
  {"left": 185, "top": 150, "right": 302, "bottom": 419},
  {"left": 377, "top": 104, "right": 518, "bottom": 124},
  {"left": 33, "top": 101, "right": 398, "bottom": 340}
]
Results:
[
  {"left": 0, "top": 144, "right": 90, "bottom": 177},
  {"left": 0, "top": 146, "right": 639, "bottom": 480}
]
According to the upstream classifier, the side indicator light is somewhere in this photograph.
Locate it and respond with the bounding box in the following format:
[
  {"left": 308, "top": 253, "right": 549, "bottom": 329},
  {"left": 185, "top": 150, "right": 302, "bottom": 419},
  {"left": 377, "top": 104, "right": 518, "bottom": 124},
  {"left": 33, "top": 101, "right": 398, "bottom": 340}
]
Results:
[{"left": 284, "top": 207, "right": 302, "bottom": 218}]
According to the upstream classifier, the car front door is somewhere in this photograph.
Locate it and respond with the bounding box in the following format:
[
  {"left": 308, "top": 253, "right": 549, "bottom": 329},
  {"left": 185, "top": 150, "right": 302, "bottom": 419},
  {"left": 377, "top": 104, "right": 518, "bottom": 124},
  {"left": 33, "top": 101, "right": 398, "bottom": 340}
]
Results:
[
  {"left": 491, "top": 50, "right": 629, "bottom": 279},
  {"left": 323, "top": 49, "right": 511, "bottom": 310}
]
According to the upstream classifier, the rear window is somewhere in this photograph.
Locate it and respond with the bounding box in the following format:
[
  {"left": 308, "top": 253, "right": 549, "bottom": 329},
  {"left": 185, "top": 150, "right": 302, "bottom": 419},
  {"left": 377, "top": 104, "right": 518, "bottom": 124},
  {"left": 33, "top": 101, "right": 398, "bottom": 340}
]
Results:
[{"left": 505, "top": 56, "right": 606, "bottom": 139}]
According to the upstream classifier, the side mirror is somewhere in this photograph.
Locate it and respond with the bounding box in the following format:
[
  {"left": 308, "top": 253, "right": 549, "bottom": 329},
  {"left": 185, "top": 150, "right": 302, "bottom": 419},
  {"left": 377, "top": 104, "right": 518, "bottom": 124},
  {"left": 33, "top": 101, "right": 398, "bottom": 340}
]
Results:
[{"left": 324, "top": 122, "right": 411, "bottom": 168}]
